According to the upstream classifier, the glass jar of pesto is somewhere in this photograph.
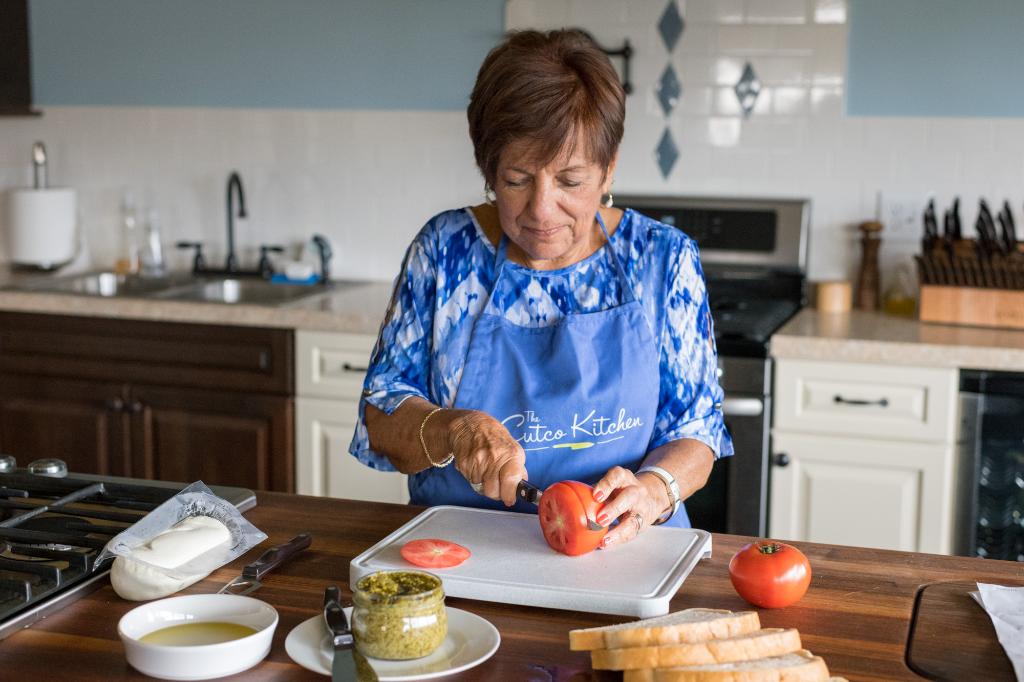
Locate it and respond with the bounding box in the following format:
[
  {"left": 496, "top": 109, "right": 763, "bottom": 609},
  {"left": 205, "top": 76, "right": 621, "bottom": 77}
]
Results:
[{"left": 352, "top": 570, "right": 447, "bottom": 660}]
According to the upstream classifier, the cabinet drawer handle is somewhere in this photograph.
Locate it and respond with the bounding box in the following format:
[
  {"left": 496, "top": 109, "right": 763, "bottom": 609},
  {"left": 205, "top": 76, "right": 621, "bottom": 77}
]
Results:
[
  {"left": 342, "top": 362, "right": 368, "bottom": 373},
  {"left": 833, "top": 395, "right": 889, "bottom": 408},
  {"left": 129, "top": 401, "right": 144, "bottom": 414},
  {"left": 773, "top": 453, "right": 791, "bottom": 467},
  {"left": 105, "top": 398, "right": 125, "bottom": 412}
]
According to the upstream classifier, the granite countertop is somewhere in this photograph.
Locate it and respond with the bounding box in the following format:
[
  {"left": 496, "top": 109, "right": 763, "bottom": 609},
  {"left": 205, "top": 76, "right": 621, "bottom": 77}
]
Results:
[
  {"left": 771, "top": 308, "right": 1024, "bottom": 372},
  {"left": 0, "top": 268, "right": 393, "bottom": 334}
]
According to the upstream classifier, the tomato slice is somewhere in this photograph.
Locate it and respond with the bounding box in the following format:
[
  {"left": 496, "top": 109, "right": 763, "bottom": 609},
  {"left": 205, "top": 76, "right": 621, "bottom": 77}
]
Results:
[
  {"left": 537, "top": 480, "right": 608, "bottom": 556},
  {"left": 400, "top": 538, "right": 471, "bottom": 568}
]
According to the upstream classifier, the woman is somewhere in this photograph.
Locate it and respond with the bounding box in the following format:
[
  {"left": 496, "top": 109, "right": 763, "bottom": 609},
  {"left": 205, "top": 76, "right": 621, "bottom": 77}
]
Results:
[{"left": 349, "top": 29, "right": 732, "bottom": 548}]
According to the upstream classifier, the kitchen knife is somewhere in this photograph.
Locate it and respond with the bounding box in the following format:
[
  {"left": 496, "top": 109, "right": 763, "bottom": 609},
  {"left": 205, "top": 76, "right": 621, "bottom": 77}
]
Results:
[
  {"left": 516, "top": 479, "right": 604, "bottom": 530},
  {"left": 922, "top": 199, "right": 939, "bottom": 254},
  {"left": 324, "top": 585, "right": 359, "bottom": 682},
  {"left": 999, "top": 201, "right": 1017, "bottom": 256},
  {"left": 217, "top": 532, "right": 311, "bottom": 595},
  {"left": 952, "top": 197, "right": 963, "bottom": 240}
]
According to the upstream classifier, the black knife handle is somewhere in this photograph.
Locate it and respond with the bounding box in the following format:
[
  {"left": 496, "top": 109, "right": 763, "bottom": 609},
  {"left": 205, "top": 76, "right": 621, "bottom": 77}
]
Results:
[
  {"left": 323, "top": 585, "right": 355, "bottom": 647},
  {"left": 324, "top": 584, "right": 341, "bottom": 609},
  {"left": 241, "top": 532, "right": 312, "bottom": 580},
  {"left": 516, "top": 480, "right": 542, "bottom": 505}
]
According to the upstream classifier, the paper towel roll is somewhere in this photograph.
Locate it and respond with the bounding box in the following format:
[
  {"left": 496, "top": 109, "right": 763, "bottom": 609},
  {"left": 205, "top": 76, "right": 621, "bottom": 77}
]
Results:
[{"left": 6, "top": 188, "right": 77, "bottom": 269}]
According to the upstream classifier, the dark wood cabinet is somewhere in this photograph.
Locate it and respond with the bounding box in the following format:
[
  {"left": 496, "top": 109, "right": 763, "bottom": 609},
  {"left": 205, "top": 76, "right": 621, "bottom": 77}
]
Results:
[
  {"left": 130, "top": 384, "right": 292, "bottom": 491},
  {"left": 0, "top": 312, "right": 294, "bottom": 491},
  {"left": 0, "top": 375, "right": 130, "bottom": 477}
]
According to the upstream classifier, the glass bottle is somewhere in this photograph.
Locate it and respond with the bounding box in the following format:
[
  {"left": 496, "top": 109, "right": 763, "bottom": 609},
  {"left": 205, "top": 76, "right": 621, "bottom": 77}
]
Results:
[
  {"left": 140, "top": 208, "right": 166, "bottom": 278},
  {"left": 114, "top": 192, "right": 140, "bottom": 275}
]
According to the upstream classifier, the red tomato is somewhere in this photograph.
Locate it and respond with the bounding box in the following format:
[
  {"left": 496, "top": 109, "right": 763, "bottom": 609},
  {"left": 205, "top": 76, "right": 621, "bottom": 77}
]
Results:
[
  {"left": 728, "top": 541, "right": 811, "bottom": 608},
  {"left": 537, "top": 480, "right": 608, "bottom": 556},
  {"left": 400, "top": 539, "right": 471, "bottom": 568}
]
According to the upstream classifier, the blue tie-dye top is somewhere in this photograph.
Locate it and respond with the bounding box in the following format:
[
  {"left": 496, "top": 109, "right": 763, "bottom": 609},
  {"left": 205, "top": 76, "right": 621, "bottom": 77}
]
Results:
[{"left": 349, "top": 207, "right": 734, "bottom": 470}]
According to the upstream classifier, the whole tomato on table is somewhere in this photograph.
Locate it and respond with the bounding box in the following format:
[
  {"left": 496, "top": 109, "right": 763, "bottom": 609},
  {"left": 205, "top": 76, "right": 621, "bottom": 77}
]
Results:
[
  {"left": 728, "top": 540, "right": 812, "bottom": 608},
  {"left": 537, "top": 480, "right": 608, "bottom": 556}
]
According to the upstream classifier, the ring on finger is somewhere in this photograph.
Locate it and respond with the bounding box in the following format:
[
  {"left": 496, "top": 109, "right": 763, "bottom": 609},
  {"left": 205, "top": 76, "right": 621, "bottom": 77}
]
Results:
[
  {"left": 469, "top": 481, "right": 484, "bottom": 494},
  {"left": 630, "top": 512, "right": 644, "bottom": 534}
]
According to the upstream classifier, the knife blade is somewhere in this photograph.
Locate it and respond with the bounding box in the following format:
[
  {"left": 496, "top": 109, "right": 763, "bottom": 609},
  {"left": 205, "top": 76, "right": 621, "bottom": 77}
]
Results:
[
  {"left": 217, "top": 532, "right": 311, "bottom": 595},
  {"left": 516, "top": 479, "right": 604, "bottom": 531},
  {"left": 324, "top": 585, "right": 359, "bottom": 682}
]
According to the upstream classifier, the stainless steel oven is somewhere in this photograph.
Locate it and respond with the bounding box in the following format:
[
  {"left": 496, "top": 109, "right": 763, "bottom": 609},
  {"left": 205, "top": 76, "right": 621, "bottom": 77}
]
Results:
[{"left": 620, "top": 196, "right": 810, "bottom": 537}]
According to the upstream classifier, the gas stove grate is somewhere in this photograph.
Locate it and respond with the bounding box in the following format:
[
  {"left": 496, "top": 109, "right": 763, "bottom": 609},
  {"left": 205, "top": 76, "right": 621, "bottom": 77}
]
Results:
[{"left": 0, "top": 466, "right": 256, "bottom": 640}]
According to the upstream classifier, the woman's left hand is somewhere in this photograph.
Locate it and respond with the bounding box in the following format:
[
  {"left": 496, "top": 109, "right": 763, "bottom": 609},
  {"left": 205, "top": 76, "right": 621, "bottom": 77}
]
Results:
[{"left": 590, "top": 466, "right": 670, "bottom": 548}]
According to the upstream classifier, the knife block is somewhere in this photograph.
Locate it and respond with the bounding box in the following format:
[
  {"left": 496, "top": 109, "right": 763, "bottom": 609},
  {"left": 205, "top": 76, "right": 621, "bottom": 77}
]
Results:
[{"left": 919, "top": 285, "right": 1024, "bottom": 330}]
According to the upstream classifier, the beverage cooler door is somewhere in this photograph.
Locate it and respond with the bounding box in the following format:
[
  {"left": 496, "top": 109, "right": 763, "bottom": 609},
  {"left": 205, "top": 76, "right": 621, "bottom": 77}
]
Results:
[{"left": 959, "top": 370, "right": 1024, "bottom": 561}]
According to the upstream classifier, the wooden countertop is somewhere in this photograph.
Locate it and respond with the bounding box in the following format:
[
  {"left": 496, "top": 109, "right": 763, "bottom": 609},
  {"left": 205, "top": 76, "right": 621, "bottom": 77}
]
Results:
[
  {"left": 2, "top": 493, "right": 1021, "bottom": 681},
  {"left": 771, "top": 308, "right": 1024, "bottom": 371}
]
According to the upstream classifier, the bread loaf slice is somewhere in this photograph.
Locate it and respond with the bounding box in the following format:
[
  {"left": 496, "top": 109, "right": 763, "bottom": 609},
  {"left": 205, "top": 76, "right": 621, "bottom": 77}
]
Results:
[
  {"left": 592, "top": 628, "right": 802, "bottom": 670},
  {"left": 622, "top": 650, "right": 830, "bottom": 682},
  {"left": 569, "top": 609, "right": 761, "bottom": 651}
]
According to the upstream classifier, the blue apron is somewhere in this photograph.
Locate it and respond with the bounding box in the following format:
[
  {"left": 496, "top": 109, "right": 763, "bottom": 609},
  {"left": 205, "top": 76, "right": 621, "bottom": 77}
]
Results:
[{"left": 409, "top": 213, "right": 692, "bottom": 528}]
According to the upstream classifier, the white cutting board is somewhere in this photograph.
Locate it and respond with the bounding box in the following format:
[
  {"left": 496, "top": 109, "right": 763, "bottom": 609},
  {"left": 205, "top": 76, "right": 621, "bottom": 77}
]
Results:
[{"left": 349, "top": 505, "right": 712, "bottom": 617}]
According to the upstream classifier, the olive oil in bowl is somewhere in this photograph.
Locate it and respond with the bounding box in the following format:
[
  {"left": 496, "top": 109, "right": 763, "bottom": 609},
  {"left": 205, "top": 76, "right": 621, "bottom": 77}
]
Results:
[{"left": 139, "top": 622, "right": 259, "bottom": 646}]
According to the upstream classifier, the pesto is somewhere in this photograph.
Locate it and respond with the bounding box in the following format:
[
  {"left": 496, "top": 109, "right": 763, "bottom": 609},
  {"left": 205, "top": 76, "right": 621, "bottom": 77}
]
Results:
[{"left": 352, "top": 570, "right": 446, "bottom": 660}]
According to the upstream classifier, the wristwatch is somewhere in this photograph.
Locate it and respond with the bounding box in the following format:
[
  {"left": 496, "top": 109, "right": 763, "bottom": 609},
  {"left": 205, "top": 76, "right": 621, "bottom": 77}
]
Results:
[{"left": 637, "top": 465, "right": 681, "bottom": 525}]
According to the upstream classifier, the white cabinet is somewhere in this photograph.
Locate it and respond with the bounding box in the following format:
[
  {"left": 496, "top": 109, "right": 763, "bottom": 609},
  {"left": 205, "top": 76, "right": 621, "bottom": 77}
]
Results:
[
  {"left": 769, "top": 359, "right": 961, "bottom": 554},
  {"left": 295, "top": 331, "right": 408, "bottom": 504}
]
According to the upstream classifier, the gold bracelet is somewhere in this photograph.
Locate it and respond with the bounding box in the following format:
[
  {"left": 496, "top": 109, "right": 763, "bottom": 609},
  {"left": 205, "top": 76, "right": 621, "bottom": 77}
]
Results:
[{"left": 419, "top": 407, "right": 455, "bottom": 468}]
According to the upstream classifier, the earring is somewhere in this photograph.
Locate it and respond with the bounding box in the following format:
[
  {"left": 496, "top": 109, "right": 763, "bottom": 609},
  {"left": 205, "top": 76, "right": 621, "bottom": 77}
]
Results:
[
  {"left": 484, "top": 184, "right": 496, "bottom": 204},
  {"left": 601, "top": 192, "right": 614, "bottom": 208}
]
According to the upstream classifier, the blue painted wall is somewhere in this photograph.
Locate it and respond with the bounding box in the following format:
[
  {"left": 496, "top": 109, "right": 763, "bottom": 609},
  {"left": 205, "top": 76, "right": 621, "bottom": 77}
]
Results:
[
  {"left": 847, "top": 0, "right": 1024, "bottom": 117},
  {"left": 29, "top": 0, "right": 505, "bottom": 110}
]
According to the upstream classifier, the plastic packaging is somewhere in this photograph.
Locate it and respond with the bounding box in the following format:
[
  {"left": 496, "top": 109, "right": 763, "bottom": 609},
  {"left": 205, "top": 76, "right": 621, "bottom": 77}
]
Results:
[{"left": 97, "top": 481, "right": 267, "bottom": 582}]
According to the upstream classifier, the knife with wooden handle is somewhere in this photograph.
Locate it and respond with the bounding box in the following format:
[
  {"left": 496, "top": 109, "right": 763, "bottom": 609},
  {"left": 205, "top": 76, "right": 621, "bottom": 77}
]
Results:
[{"left": 217, "top": 533, "right": 311, "bottom": 595}]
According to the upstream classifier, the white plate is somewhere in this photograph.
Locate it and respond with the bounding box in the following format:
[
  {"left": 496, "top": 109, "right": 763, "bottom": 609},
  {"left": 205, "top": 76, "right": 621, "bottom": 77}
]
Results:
[{"left": 285, "top": 607, "right": 500, "bottom": 680}]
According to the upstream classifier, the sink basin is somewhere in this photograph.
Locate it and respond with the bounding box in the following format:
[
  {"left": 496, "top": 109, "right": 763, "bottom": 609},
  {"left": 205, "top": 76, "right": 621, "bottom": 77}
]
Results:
[
  {"left": 14, "top": 271, "right": 194, "bottom": 297},
  {"left": 152, "top": 278, "right": 334, "bottom": 306},
  {"left": 7, "top": 270, "right": 343, "bottom": 307}
]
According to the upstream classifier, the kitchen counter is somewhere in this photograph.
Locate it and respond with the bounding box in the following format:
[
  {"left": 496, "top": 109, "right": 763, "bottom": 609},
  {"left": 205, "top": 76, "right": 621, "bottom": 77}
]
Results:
[
  {"left": 0, "top": 275, "right": 394, "bottom": 334},
  {"left": 771, "top": 308, "right": 1024, "bottom": 371},
  {"left": 0, "top": 492, "right": 1020, "bottom": 681}
]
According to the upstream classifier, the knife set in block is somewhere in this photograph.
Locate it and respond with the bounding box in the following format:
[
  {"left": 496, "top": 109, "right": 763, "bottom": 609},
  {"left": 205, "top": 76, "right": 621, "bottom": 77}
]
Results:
[{"left": 916, "top": 198, "right": 1024, "bottom": 330}]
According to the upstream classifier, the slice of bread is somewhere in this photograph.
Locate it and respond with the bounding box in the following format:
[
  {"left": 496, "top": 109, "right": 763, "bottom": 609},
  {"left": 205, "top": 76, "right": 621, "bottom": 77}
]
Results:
[
  {"left": 570, "top": 609, "right": 761, "bottom": 651},
  {"left": 592, "top": 628, "right": 802, "bottom": 670},
  {"left": 622, "top": 650, "right": 830, "bottom": 682}
]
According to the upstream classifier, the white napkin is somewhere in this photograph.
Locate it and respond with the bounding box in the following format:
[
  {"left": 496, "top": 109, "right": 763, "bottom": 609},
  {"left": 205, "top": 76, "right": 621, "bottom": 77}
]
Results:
[{"left": 971, "top": 583, "right": 1024, "bottom": 681}]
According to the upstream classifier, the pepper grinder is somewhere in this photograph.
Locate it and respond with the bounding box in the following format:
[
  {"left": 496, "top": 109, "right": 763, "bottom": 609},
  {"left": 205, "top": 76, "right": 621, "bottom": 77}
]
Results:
[{"left": 854, "top": 220, "right": 883, "bottom": 310}]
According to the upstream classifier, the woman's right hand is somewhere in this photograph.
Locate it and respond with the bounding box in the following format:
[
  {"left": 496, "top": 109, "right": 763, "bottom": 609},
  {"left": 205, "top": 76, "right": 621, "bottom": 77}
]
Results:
[{"left": 445, "top": 409, "right": 527, "bottom": 507}]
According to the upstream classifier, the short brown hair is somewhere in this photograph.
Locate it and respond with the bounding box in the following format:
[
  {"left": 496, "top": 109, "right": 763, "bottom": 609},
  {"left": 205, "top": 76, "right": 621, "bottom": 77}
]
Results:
[{"left": 467, "top": 29, "right": 625, "bottom": 188}]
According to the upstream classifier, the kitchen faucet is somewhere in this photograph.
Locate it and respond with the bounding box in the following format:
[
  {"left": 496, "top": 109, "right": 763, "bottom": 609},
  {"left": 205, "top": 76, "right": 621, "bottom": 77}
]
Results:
[
  {"left": 175, "top": 171, "right": 284, "bottom": 278},
  {"left": 225, "top": 171, "right": 246, "bottom": 272}
]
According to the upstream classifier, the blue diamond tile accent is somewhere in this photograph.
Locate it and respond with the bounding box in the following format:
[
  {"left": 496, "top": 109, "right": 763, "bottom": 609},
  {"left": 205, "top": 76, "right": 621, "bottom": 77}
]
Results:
[
  {"left": 734, "top": 62, "right": 762, "bottom": 117},
  {"left": 658, "top": 1, "right": 685, "bottom": 52},
  {"left": 655, "top": 127, "right": 679, "bottom": 179},
  {"left": 656, "top": 64, "right": 682, "bottom": 117}
]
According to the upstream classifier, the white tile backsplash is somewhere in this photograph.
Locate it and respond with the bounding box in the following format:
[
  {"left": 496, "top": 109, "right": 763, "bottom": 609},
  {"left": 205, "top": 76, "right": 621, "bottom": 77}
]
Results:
[
  {"left": 508, "top": 0, "right": 1024, "bottom": 286},
  {"left": 0, "top": 107, "right": 480, "bottom": 281},
  {"left": 3, "top": 0, "right": 1020, "bottom": 294}
]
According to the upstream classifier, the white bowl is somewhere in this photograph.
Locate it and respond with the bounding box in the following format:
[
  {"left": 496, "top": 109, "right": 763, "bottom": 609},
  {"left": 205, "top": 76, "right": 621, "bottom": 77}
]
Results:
[{"left": 118, "top": 594, "right": 278, "bottom": 680}]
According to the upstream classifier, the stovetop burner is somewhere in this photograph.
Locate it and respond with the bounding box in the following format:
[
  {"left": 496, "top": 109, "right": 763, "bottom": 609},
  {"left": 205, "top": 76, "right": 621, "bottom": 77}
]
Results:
[{"left": 0, "top": 462, "right": 256, "bottom": 640}]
